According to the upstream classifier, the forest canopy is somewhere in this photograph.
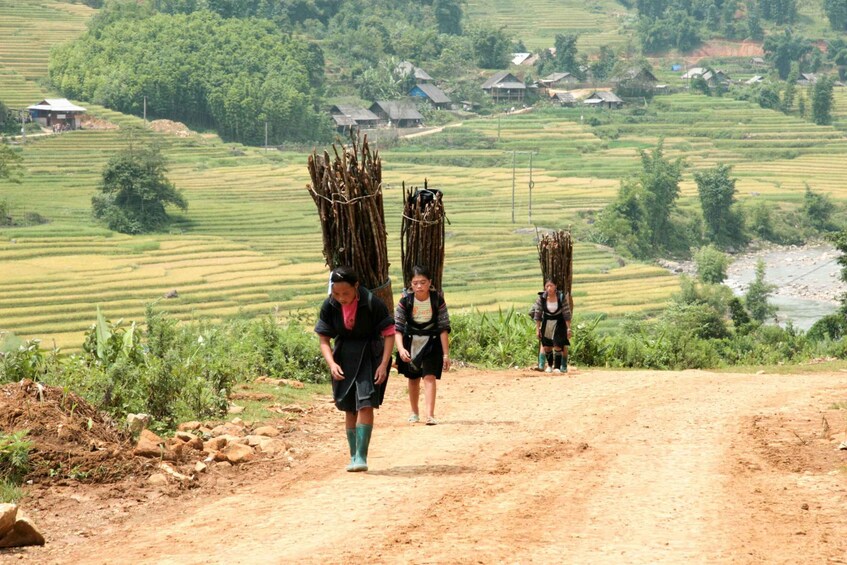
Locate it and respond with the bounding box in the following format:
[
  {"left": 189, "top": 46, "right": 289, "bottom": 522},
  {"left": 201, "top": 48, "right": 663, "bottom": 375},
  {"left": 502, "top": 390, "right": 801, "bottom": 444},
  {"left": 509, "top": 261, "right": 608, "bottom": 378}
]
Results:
[{"left": 49, "top": 10, "right": 330, "bottom": 144}]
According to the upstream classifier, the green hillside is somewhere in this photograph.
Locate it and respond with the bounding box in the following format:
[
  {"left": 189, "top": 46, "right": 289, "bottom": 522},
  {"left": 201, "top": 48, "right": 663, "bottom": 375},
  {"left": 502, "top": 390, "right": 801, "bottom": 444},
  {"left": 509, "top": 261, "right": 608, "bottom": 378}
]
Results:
[
  {"left": 465, "top": 0, "right": 632, "bottom": 50},
  {"left": 2, "top": 0, "right": 847, "bottom": 350}
]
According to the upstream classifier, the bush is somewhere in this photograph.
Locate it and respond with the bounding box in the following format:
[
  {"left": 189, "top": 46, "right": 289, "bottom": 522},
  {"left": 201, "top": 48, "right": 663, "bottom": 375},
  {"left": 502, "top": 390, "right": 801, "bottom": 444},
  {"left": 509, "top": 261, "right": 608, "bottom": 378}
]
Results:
[
  {"left": 694, "top": 245, "right": 730, "bottom": 283},
  {"left": 0, "top": 430, "right": 32, "bottom": 485}
]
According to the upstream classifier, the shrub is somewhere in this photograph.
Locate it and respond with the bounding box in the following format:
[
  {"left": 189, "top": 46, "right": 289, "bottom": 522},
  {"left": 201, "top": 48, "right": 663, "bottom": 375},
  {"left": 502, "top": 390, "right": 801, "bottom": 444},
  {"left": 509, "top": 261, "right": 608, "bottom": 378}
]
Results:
[{"left": 694, "top": 245, "right": 730, "bottom": 284}]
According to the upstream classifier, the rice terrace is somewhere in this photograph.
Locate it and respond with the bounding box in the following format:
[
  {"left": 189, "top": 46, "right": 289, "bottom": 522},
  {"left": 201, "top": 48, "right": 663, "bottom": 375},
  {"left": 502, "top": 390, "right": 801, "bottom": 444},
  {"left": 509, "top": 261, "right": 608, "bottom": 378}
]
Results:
[{"left": 0, "top": 0, "right": 846, "bottom": 563}]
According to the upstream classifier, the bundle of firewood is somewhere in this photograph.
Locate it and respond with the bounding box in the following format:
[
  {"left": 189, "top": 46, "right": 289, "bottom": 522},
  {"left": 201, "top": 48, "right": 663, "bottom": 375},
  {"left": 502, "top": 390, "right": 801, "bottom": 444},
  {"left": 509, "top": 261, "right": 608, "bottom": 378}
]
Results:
[
  {"left": 306, "top": 134, "right": 392, "bottom": 307},
  {"left": 400, "top": 180, "right": 446, "bottom": 290},
  {"left": 537, "top": 229, "right": 574, "bottom": 308}
]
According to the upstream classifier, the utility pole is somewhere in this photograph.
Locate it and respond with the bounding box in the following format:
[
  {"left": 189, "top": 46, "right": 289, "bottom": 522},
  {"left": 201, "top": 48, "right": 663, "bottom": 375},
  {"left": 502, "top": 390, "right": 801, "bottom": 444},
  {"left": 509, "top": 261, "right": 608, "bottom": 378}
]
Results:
[
  {"left": 511, "top": 150, "right": 516, "bottom": 223},
  {"left": 19, "top": 110, "right": 25, "bottom": 143},
  {"left": 497, "top": 115, "right": 501, "bottom": 141},
  {"left": 265, "top": 121, "right": 269, "bottom": 151},
  {"left": 528, "top": 152, "right": 535, "bottom": 224},
  {"left": 143, "top": 96, "right": 147, "bottom": 124}
]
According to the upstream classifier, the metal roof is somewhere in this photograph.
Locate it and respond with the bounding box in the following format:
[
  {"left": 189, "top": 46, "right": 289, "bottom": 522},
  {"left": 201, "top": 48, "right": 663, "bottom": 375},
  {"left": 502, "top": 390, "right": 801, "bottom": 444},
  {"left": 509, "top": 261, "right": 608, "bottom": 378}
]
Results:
[{"left": 27, "top": 98, "right": 87, "bottom": 112}]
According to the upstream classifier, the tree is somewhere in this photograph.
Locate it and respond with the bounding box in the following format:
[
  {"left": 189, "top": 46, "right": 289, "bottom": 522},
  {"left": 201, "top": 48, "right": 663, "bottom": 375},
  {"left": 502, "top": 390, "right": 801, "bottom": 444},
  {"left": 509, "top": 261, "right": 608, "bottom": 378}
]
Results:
[
  {"left": 694, "top": 245, "right": 730, "bottom": 284},
  {"left": 745, "top": 259, "right": 777, "bottom": 322},
  {"left": 812, "top": 75, "right": 835, "bottom": 125},
  {"left": 0, "top": 140, "right": 23, "bottom": 184},
  {"left": 589, "top": 45, "right": 618, "bottom": 82},
  {"left": 695, "top": 164, "right": 745, "bottom": 248},
  {"left": 781, "top": 65, "right": 798, "bottom": 113},
  {"left": 468, "top": 25, "right": 511, "bottom": 68},
  {"left": 92, "top": 144, "right": 187, "bottom": 234},
  {"left": 763, "top": 28, "right": 812, "bottom": 79},
  {"left": 554, "top": 34, "right": 581, "bottom": 76},
  {"left": 639, "top": 140, "right": 683, "bottom": 252},
  {"left": 746, "top": 2, "right": 764, "bottom": 40},
  {"left": 802, "top": 184, "right": 835, "bottom": 231},
  {"left": 433, "top": 0, "right": 462, "bottom": 35},
  {"left": 824, "top": 0, "right": 847, "bottom": 30}
]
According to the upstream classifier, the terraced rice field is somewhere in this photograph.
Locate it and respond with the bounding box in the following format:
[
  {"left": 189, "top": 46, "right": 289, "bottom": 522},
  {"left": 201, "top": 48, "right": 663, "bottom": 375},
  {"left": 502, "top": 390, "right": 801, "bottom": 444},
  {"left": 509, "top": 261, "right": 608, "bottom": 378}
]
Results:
[
  {"left": 3, "top": 1, "right": 847, "bottom": 350},
  {"left": 0, "top": 0, "right": 94, "bottom": 108},
  {"left": 465, "top": 0, "right": 631, "bottom": 51}
]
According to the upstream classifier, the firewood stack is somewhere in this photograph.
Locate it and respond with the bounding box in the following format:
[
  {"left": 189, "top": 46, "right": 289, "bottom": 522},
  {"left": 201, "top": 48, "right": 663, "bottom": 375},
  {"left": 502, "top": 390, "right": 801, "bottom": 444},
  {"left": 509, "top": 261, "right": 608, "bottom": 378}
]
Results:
[
  {"left": 537, "top": 229, "right": 574, "bottom": 311},
  {"left": 400, "top": 180, "right": 446, "bottom": 291},
  {"left": 306, "top": 134, "right": 392, "bottom": 308}
]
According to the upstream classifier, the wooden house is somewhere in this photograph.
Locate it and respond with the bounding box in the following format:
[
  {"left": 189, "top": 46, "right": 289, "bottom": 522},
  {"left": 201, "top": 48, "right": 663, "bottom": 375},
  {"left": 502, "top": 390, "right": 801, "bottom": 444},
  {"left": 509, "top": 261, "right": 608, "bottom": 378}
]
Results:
[
  {"left": 329, "top": 105, "right": 380, "bottom": 133},
  {"left": 482, "top": 71, "right": 525, "bottom": 103},
  {"left": 409, "top": 83, "right": 451, "bottom": 109},
  {"left": 583, "top": 91, "right": 623, "bottom": 109},
  {"left": 539, "top": 72, "right": 576, "bottom": 91},
  {"left": 369, "top": 101, "right": 424, "bottom": 128},
  {"left": 396, "top": 61, "right": 433, "bottom": 84},
  {"left": 553, "top": 92, "right": 576, "bottom": 107},
  {"left": 26, "top": 98, "right": 86, "bottom": 130}
]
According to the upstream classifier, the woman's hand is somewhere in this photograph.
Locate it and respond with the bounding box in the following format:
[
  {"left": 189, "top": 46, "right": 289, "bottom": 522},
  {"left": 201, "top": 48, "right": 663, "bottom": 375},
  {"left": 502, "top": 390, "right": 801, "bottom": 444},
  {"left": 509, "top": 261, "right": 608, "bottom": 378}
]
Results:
[
  {"left": 397, "top": 347, "right": 411, "bottom": 363},
  {"left": 330, "top": 362, "right": 345, "bottom": 381},
  {"left": 442, "top": 355, "right": 451, "bottom": 371},
  {"left": 374, "top": 362, "right": 389, "bottom": 385}
]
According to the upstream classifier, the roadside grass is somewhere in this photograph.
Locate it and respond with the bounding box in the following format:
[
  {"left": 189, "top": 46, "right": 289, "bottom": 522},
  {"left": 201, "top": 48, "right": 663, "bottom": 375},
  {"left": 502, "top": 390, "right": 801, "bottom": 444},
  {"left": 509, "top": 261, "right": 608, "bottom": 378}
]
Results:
[
  {"left": 714, "top": 359, "right": 847, "bottom": 375},
  {"left": 229, "top": 382, "right": 325, "bottom": 423}
]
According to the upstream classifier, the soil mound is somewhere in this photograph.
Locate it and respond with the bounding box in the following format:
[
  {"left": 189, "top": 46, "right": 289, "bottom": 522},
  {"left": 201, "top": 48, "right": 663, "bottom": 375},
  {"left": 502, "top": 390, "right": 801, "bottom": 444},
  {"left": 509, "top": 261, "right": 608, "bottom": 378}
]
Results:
[
  {"left": 79, "top": 116, "right": 119, "bottom": 130},
  {"left": 0, "top": 380, "right": 144, "bottom": 483},
  {"left": 148, "top": 119, "right": 192, "bottom": 137}
]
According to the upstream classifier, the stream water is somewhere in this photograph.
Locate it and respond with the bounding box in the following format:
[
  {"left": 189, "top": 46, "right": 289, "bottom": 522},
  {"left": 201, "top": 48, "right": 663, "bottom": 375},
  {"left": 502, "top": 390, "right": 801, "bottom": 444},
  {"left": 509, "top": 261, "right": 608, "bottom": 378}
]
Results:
[{"left": 724, "top": 244, "right": 846, "bottom": 330}]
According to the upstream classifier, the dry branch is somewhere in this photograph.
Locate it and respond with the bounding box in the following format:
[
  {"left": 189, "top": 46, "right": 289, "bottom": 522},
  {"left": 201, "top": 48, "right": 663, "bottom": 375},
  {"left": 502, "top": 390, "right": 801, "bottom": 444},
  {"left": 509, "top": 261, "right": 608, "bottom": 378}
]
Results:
[
  {"left": 400, "top": 180, "right": 447, "bottom": 290},
  {"left": 306, "top": 134, "right": 392, "bottom": 307},
  {"left": 537, "top": 229, "right": 574, "bottom": 311}
]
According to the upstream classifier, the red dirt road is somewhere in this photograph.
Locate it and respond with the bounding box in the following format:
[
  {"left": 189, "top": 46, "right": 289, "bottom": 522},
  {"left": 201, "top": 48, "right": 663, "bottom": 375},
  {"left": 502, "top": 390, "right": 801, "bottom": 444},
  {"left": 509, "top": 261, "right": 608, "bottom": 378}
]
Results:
[{"left": 18, "top": 368, "right": 847, "bottom": 564}]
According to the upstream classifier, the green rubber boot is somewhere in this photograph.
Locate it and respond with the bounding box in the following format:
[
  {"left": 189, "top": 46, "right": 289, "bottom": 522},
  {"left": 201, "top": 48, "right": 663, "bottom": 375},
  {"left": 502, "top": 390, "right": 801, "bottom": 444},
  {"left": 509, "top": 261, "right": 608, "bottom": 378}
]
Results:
[
  {"left": 351, "top": 424, "right": 373, "bottom": 472},
  {"left": 345, "top": 428, "right": 357, "bottom": 472},
  {"left": 537, "top": 352, "right": 546, "bottom": 370}
]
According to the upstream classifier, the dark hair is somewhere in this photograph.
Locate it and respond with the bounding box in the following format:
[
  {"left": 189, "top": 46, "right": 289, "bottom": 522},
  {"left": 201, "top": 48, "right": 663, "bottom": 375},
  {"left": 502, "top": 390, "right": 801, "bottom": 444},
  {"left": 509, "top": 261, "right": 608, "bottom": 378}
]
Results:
[
  {"left": 544, "top": 278, "right": 557, "bottom": 287},
  {"left": 411, "top": 265, "right": 432, "bottom": 280},
  {"left": 330, "top": 266, "right": 359, "bottom": 285}
]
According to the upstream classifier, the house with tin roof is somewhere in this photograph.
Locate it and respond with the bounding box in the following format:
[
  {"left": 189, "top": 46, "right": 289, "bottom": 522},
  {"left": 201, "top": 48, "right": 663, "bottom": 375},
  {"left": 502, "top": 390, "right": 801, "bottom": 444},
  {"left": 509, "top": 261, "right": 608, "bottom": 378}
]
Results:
[
  {"left": 409, "top": 83, "right": 451, "bottom": 109},
  {"left": 369, "top": 101, "right": 424, "bottom": 128},
  {"left": 482, "top": 71, "right": 525, "bottom": 103},
  {"left": 27, "top": 98, "right": 86, "bottom": 130}
]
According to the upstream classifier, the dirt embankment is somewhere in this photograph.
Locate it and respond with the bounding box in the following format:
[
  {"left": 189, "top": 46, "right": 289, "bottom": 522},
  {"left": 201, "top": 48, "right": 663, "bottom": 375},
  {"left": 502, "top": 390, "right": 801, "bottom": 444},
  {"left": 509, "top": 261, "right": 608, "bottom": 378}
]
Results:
[{"left": 3, "top": 366, "right": 845, "bottom": 564}]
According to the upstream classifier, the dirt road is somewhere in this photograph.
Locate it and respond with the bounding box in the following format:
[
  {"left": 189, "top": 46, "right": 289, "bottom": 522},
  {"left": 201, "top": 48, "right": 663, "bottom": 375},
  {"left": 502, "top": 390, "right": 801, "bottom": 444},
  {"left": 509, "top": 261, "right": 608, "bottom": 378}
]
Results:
[{"left": 19, "top": 368, "right": 847, "bottom": 564}]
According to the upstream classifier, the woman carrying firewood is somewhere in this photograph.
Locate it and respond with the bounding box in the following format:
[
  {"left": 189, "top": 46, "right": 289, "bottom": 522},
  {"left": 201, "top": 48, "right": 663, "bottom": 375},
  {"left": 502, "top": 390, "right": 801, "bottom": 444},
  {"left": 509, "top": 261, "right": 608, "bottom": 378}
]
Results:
[
  {"left": 394, "top": 265, "right": 451, "bottom": 425},
  {"left": 533, "top": 279, "right": 572, "bottom": 373},
  {"left": 315, "top": 266, "right": 395, "bottom": 472}
]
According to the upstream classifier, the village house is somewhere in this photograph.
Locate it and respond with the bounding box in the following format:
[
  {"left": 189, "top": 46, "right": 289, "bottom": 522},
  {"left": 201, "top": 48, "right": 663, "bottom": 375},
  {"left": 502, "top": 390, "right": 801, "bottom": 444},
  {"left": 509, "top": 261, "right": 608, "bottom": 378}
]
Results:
[
  {"left": 538, "top": 72, "right": 577, "bottom": 92},
  {"left": 797, "top": 73, "right": 818, "bottom": 86},
  {"left": 329, "top": 105, "right": 380, "bottom": 133},
  {"left": 745, "top": 75, "right": 764, "bottom": 85},
  {"left": 583, "top": 91, "right": 623, "bottom": 109},
  {"left": 369, "top": 101, "right": 424, "bottom": 128},
  {"left": 396, "top": 61, "right": 433, "bottom": 84},
  {"left": 27, "top": 98, "right": 86, "bottom": 130},
  {"left": 553, "top": 92, "right": 576, "bottom": 107},
  {"left": 482, "top": 71, "right": 526, "bottom": 103},
  {"left": 613, "top": 67, "right": 659, "bottom": 89},
  {"left": 681, "top": 67, "right": 706, "bottom": 80},
  {"left": 751, "top": 57, "right": 766, "bottom": 67},
  {"left": 702, "top": 69, "right": 731, "bottom": 87},
  {"left": 409, "top": 83, "right": 451, "bottom": 109}
]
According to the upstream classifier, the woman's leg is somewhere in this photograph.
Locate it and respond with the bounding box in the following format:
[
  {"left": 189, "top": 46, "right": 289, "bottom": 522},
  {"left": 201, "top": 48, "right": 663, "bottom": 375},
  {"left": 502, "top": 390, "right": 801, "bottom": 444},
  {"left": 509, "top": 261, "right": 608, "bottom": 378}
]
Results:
[
  {"left": 562, "top": 345, "right": 569, "bottom": 372},
  {"left": 408, "top": 378, "right": 421, "bottom": 418},
  {"left": 552, "top": 347, "right": 563, "bottom": 372},
  {"left": 344, "top": 410, "right": 357, "bottom": 471},
  {"left": 423, "top": 375, "right": 437, "bottom": 422},
  {"left": 352, "top": 407, "right": 374, "bottom": 472},
  {"left": 542, "top": 345, "right": 553, "bottom": 370},
  {"left": 537, "top": 342, "right": 546, "bottom": 370}
]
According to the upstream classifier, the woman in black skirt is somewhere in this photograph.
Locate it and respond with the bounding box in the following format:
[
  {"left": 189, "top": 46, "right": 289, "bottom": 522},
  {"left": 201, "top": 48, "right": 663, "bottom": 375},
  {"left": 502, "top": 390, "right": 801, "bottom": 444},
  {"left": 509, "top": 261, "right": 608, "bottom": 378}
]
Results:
[
  {"left": 395, "top": 266, "right": 451, "bottom": 425},
  {"left": 315, "top": 267, "right": 395, "bottom": 472},
  {"left": 532, "top": 279, "right": 572, "bottom": 373}
]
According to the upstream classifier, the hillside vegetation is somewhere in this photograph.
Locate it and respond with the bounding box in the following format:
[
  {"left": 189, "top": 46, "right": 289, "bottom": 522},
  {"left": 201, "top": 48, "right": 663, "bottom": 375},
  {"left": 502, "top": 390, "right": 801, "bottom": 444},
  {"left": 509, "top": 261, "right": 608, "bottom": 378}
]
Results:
[{"left": 0, "top": 0, "right": 846, "bottom": 352}]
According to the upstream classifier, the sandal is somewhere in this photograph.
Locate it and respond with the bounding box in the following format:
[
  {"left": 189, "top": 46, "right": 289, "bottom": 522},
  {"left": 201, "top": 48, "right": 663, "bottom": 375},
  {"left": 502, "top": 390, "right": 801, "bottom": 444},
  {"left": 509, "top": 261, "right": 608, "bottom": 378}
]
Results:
[
  {"left": 408, "top": 414, "right": 420, "bottom": 423},
  {"left": 425, "top": 417, "right": 438, "bottom": 426}
]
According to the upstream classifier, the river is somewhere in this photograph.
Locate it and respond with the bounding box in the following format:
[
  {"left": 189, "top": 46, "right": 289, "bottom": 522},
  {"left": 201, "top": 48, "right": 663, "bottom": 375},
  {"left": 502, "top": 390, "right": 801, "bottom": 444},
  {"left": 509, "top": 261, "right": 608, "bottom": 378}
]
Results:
[{"left": 724, "top": 244, "right": 846, "bottom": 330}]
